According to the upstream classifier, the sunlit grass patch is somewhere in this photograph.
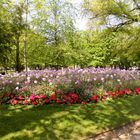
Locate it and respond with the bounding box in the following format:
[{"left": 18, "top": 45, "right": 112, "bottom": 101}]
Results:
[{"left": 0, "top": 95, "right": 140, "bottom": 140}]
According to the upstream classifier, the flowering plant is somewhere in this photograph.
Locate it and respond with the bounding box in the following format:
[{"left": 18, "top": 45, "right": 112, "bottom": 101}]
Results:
[{"left": 0, "top": 68, "right": 140, "bottom": 106}]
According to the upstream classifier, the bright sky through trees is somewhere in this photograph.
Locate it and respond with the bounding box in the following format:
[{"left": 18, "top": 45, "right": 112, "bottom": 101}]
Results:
[
  {"left": 71, "top": 0, "right": 87, "bottom": 30},
  {"left": 13, "top": 0, "right": 87, "bottom": 30}
]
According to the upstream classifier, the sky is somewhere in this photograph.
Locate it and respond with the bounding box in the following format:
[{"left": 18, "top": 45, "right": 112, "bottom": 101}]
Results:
[
  {"left": 13, "top": 0, "right": 88, "bottom": 30},
  {"left": 75, "top": 15, "right": 87, "bottom": 30},
  {"left": 71, "top": 0, "right": 88, "bottom": 30}
]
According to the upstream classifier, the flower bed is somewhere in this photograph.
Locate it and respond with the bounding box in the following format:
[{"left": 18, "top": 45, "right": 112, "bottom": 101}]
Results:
[
  {"left": 2, "top": 87, "right": 140, "bottom": 105},
  {"left": 1, "top": 68, "right": 140, "bottom": 105}
]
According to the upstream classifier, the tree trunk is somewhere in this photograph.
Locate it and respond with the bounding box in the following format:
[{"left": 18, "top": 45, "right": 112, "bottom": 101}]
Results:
[{"left": 16, "top": 36, "right": 20, "bottom": 72}]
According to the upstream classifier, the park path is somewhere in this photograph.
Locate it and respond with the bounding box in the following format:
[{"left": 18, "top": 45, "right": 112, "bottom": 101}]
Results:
[{"left": 86, "top": 120, "right": 140, "bottom": 140}]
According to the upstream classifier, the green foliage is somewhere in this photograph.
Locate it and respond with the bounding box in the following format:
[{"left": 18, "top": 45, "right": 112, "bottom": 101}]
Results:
[
  {"left": 0, "top": 1, "right": 13, "bottom": 69},
  {"left": 84, "top": 0, "right": 140, "bottom": 28},
  {"left": 0, "top": 0, "right": 140, "bottom": 70}
]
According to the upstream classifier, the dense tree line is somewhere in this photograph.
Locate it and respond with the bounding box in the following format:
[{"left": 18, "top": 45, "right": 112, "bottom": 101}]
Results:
[{"left": 0, "top": 0, "right": 140, "bottom": 73}]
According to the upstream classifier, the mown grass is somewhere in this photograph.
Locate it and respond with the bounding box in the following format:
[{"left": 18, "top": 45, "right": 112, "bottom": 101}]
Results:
[{"left": 0, "top": 95, "right": 140, "bottom": 140}]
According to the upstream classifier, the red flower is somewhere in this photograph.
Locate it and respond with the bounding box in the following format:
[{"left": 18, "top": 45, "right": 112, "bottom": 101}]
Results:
[
  {"left": 111, "top": 93, "right": 117, "bottom": 98},
  {"left": 118, "top": 90, "right": 125, "bottom": 95},
  {"left": 90, "top": 95, "right": 98, "bottom": 102},
  {"left": 82, "top": 101, "right": 87, "bottom": 105},
  {"left": 31, "top": 101, "right": 37, "bottom": 105},
  {"left": 107, "top": 91, "right": 113, "bottom": 96},
  {"left": 61, "top": 99, "right": 66, "bottom": 104},
  {"left": 67, "top": 92, "right": 79, "bottom": 103},
  {"left": 50, "top": 94, "right": 57, "bottom": 101},
  {"left": 18, "top": 95, "right": 23, "bottom": 100},
  {"left": 134, "top": 88, "right": 140, "bottom": 95},
  {"left": 68, "top": 93, "right": 78, "bottom": 99},
  {"left": 10, "top": 99, "right": 18, "bottom": 105},
  {"left": 45, "top": 99, "right": 50, "bottom": 104},
  {"left": 56, "top": 89, "right": 63, "bottom": 95},
  {"left": 56, "top": 100, "right": 61, "bottom": 104},
  {"left": 124, "top": 89, "right": 131, "bottom": 95},
  {"left": 23, "top": 100, "right": 28, "bottom": 105}
]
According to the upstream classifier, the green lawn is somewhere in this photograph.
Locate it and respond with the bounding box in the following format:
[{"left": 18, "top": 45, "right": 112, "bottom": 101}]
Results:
[{"left": 1, "top": 96, "right": 140, "bottom": 140}]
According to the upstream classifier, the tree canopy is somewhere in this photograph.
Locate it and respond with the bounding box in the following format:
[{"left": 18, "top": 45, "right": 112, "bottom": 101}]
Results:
[{"left": 0, "top": 0, "right": 140, "bottom": 72}]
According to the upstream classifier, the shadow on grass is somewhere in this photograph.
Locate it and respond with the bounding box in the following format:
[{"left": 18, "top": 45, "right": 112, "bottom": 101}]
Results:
[{"left": 0, "top": 95, "right": 140, "bottom": 140}]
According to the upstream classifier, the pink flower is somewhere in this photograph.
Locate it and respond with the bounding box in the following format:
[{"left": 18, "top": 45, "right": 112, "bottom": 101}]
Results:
[
  {"left": 10, "top": 99, "right": 18, "bottom": 105},
  {"left": 35, "top": 95, "right": 40, "bottom": 99},
  {"left": 30, "top": 94, "right": 36, "bottom": 101},
  {"left": 39, "top": 99, "right": 43, "bottom": 104},
  {"left": 40, "top": 94, "right": 46, "bottom": 99},
  {"left": 23, "top": 100, "right": 28, "bottom": 105}
]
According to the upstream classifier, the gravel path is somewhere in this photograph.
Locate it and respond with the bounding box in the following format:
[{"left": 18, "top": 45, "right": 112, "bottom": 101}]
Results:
[{"left": 86, "top": 120, "right": 140, "bottom": 140}]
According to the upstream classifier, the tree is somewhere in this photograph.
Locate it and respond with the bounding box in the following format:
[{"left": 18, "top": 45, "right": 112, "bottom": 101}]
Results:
[
  {"left": 83, "top": 0, "right": 140, "bottom": 69},
  {"left": 84, "top": 0, "right": 140, "bottom": 30},
  {"left": 31, "top": 0, "right": 77, "bottom": 68},
  {"left": 11, "top": 2, "right": 27, "bottom": 72},
  {"left": 33, "top": 0, "right": 76, "bottom": 45},
  {"left": 0, "top": 0, "right": 13, "bottom": 71}
]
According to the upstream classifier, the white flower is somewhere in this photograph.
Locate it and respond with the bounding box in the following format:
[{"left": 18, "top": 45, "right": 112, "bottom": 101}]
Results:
[
  {"left": 101, "top": 78, "right": 104, "bottom": 81},
  {"left": 16, "top": 82, "right": 20, "bottom": 85},
  {"left": 27, "top": 77, "right": 30, "bottom": 80},
  {"left": 75, "top": 80, "right": 80, "bottom": 84},
  {"left": 15, "top": 87, "right": 19, "bottom": 90},
  {"left": 42, "top": 78, "right": 46, "bottom": 81},
  {"left": 49, "top": 82, "right": 53, "bottom": 86},
  {"left": 117, "top": 79, "right": 121, "bottom": 82},
  {"left": 25, "top": 81, "right": 29, "bottom": 84},
  {"left": 34, "top": 80, "right": 38, "bottom": 84},
  {"left": 36, "top": 76, "right": 39, "bottom": 79},
  {"left": 110, "top": 75, "right": 113, "bottom": 78},
  {"left": 106, "top": 74, "right": 109, "bottom": 78}
]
